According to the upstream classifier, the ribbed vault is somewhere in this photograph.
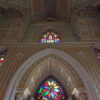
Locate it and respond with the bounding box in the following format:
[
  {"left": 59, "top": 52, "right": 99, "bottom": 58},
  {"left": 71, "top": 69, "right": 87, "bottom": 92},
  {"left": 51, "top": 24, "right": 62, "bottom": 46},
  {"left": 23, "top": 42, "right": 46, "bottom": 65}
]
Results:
[{"left": 0, "top": 0, "right": 99, "bottom": 22}]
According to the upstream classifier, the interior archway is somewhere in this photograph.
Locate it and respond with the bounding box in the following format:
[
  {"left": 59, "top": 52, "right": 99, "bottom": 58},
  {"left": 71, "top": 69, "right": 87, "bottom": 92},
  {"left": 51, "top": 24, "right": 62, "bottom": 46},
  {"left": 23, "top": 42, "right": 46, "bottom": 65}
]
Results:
[
  {"left": 34, "top": 76, "right": 67, "bottom": 100},
  {"left": 17, "top": 56, "right": 84, "bottom": 100},
  {"left": 4, "top": 48, "right": 99, "bottom": 100}
]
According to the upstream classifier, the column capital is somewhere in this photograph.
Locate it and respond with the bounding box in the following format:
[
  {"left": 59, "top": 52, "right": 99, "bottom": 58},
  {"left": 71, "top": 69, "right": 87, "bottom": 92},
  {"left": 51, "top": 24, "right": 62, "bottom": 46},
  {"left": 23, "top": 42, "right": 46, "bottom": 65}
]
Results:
[{"left": 72, "top": 88, "right": 87, "bottom": 100}]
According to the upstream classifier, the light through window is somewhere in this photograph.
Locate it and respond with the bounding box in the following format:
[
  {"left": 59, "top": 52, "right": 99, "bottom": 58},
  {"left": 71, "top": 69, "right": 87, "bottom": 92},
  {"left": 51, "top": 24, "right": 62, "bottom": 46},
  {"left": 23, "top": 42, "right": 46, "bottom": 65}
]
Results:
[
  {"left": 94, "top": 48, "right": 100, "bottom": 60},
  {"left": 0, "top": 49, "right": 8, "bottom": 65},
  {"left": 40, "top": 32, "right": 62, "bottom": 43},
  {"left": 35, "top": 77, "right": 65, "bottom": 100}
]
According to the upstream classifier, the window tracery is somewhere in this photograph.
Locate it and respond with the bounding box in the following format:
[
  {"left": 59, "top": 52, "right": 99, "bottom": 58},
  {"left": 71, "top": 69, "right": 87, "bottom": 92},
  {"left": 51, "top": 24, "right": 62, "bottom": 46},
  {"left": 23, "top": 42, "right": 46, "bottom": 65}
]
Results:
[{"left": 40, "top": 32, "right": 62, "bottom": 43}]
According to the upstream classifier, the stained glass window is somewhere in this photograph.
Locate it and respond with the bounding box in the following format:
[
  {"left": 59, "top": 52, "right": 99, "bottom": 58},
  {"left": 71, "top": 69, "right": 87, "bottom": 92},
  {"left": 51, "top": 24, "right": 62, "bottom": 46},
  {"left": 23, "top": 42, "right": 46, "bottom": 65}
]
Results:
[
  {"left": 0, "top": 49, "right": 8, "bottom": 65},
  {"left": 35, "top": 77, "right": 65, "bottom": 100},
  {"left": 40, "top": 32, "right": 62, "bottom": 43},
  {"left": 93, "top": 48, "right": 100, "bottom": 60}
]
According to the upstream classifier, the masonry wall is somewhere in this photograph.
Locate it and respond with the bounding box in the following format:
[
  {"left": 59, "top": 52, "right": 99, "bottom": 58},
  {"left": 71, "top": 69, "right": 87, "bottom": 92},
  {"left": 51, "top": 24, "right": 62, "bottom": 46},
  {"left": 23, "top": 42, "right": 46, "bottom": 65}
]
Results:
[
  {"left": 74, "top": 7, "right": 100, "bottom": 42},
  {"left": 0, "top": 43, "right": 100, "bottom": 100},
  {"left": 23, "top": 22, "right": 78, "bottom": 42},
  {"left": 0, "top": 9, "right": 23, "bottom": 43}
]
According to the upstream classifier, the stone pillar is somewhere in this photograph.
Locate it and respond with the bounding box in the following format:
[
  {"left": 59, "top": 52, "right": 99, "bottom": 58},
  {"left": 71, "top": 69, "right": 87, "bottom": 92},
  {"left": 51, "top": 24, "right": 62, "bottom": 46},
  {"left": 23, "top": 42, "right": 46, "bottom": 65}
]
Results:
[
  {"left": 72, "top": 88, "right": 87, "bottom": 100},
  {"left": 79, "top": 94, "right": 87, "bottom": 100},
  {"left": 15, "top": 93, "right": 23, "bottom": 100},
  {"left": 15, "top": 87, "right": 35, "bottom": 100},
  {"left": 15, "top": 88, "right": 25, "bottom": 100},
  {"left": 67, "top": 96, "right": 72, "bottom": 100},
  {"left": 31, "top": 97, "right": 35, "bottom": 100}
]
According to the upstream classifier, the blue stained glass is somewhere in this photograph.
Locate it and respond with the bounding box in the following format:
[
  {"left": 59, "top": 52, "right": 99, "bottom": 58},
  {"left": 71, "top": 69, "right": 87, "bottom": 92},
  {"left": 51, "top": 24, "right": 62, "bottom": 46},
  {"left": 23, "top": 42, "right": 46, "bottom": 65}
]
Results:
[
  {"left": 54, "top": 89, "right": 60, "bottom": 92},
  {"left": 44, "top": 37, "right": 47, "bottom": 40},
  {"left": 55, "top": 40, "right": 58, "bottom": 42},
  {"left": 51, "top": 93, "right": 54, "bottom": 98}
]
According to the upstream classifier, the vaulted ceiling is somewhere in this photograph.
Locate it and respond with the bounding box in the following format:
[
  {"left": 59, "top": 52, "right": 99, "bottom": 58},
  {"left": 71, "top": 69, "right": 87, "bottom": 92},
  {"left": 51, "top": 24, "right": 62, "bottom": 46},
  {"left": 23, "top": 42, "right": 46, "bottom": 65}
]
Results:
[{"left": 0, "top": 0, "right": 99, "bottom": 21}]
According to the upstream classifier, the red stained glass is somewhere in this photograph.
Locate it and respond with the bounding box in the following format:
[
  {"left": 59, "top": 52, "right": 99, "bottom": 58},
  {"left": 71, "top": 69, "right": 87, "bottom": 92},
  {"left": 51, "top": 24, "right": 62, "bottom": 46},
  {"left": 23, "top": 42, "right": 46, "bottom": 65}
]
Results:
[
  {"left": 0, "top": 60, "right": 3, "bottom": 63},
  {"left": 0, "top": 49, "right": 8, "bottom": 65}
]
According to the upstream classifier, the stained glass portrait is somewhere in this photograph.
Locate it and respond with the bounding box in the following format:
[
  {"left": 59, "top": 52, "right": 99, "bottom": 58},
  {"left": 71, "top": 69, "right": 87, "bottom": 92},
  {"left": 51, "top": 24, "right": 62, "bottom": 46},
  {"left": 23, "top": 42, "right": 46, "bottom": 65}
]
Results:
[
  {"left": 35, "top": 77, "right": 65, "bottom": 100},
  {"left": 40, "top": 32, "right": 62, "bottom": 43}
]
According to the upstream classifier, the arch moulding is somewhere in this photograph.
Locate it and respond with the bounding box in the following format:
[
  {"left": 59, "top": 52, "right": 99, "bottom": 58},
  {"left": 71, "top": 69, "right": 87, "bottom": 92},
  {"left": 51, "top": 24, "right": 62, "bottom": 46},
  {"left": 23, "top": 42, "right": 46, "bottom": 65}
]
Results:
[{"left": 4, "top": 48, "right": 99, "bottom": 100}]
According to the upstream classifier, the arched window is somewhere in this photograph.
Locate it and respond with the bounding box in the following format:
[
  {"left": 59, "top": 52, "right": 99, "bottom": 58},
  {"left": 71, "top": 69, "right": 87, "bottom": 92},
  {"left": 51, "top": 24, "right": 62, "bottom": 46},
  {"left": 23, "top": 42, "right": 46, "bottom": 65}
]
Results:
[
  {"left": 0, "top": 49, "right": 8, "bottom": 65},
  {"left": 40, "top": 32, "right": 62, "bottom": 43},
  {"left": 35, "top": 77, "right": 65, "bottom": 100}
]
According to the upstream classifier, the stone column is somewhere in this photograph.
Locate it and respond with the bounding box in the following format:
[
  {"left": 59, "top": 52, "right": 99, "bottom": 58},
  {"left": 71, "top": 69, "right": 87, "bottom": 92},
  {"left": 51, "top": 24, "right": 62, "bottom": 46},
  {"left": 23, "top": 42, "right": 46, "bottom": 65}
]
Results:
[
  {"left": 15, "top": 93, "right": 23, "bottom": 100},
  {"left": 72, "top": 88, "right": 87, "bottom": 100},
  {"left": 31, "top": 97, "right": 35, "bottom": 100},
  {"left": 79, "top": 94, "right": 87, "bottom": 100},
  {"left": 15, "top": 88, "right": 25, "bottom": 100}
]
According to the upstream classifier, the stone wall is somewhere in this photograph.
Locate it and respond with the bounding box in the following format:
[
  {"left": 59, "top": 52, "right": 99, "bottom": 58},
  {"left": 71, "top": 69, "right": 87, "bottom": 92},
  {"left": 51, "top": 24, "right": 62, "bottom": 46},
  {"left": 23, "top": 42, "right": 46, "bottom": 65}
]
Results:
[
  {"left": 0, "top": 8, "right": 23, "bottom": 43},
  {"left": 23, "top": 22, "right": 78, "bottom": 42},
  {"left": 75, "top": 6, "right": 100, "bottom": 42},
  {"left": 0, "top": 43, "right": 99, "bottom": 100}
]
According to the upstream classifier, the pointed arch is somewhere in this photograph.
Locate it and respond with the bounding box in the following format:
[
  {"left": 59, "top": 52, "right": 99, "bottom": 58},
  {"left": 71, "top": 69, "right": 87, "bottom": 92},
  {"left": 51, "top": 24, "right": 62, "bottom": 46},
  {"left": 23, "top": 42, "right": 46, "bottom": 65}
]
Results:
[
  {"left": 4, "top": 48, "right": 99, "bottom": 100},
  {"left": 19, "top": 55, "right": 84, "bottom": 93}
]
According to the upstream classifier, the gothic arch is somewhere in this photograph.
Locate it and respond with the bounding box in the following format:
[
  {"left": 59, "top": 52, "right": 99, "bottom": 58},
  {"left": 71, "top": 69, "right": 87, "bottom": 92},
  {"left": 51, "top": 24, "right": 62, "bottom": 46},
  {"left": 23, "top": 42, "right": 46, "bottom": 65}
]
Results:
[
  {"left": 18, "top": 55, "right": 84, "bottom": 96},
  {"left": 4, "top": 48, "right": 99, "bottom": 100}
]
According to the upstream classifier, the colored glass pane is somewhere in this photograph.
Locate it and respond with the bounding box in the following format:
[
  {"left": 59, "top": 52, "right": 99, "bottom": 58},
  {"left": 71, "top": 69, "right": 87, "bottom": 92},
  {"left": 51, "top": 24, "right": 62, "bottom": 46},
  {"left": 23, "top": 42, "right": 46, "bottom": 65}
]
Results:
[
  {"left": 0, "top": 49, "right": 8, "bottom": 65},
  {"left": 40, "top": 32, "right": 62, "bottom": 43},
  {"left": 94, "top": 48, "right": 100, "bottom": 60},
  {"left": 36, "top": 78, "right": 65, "bottom": 100}
]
